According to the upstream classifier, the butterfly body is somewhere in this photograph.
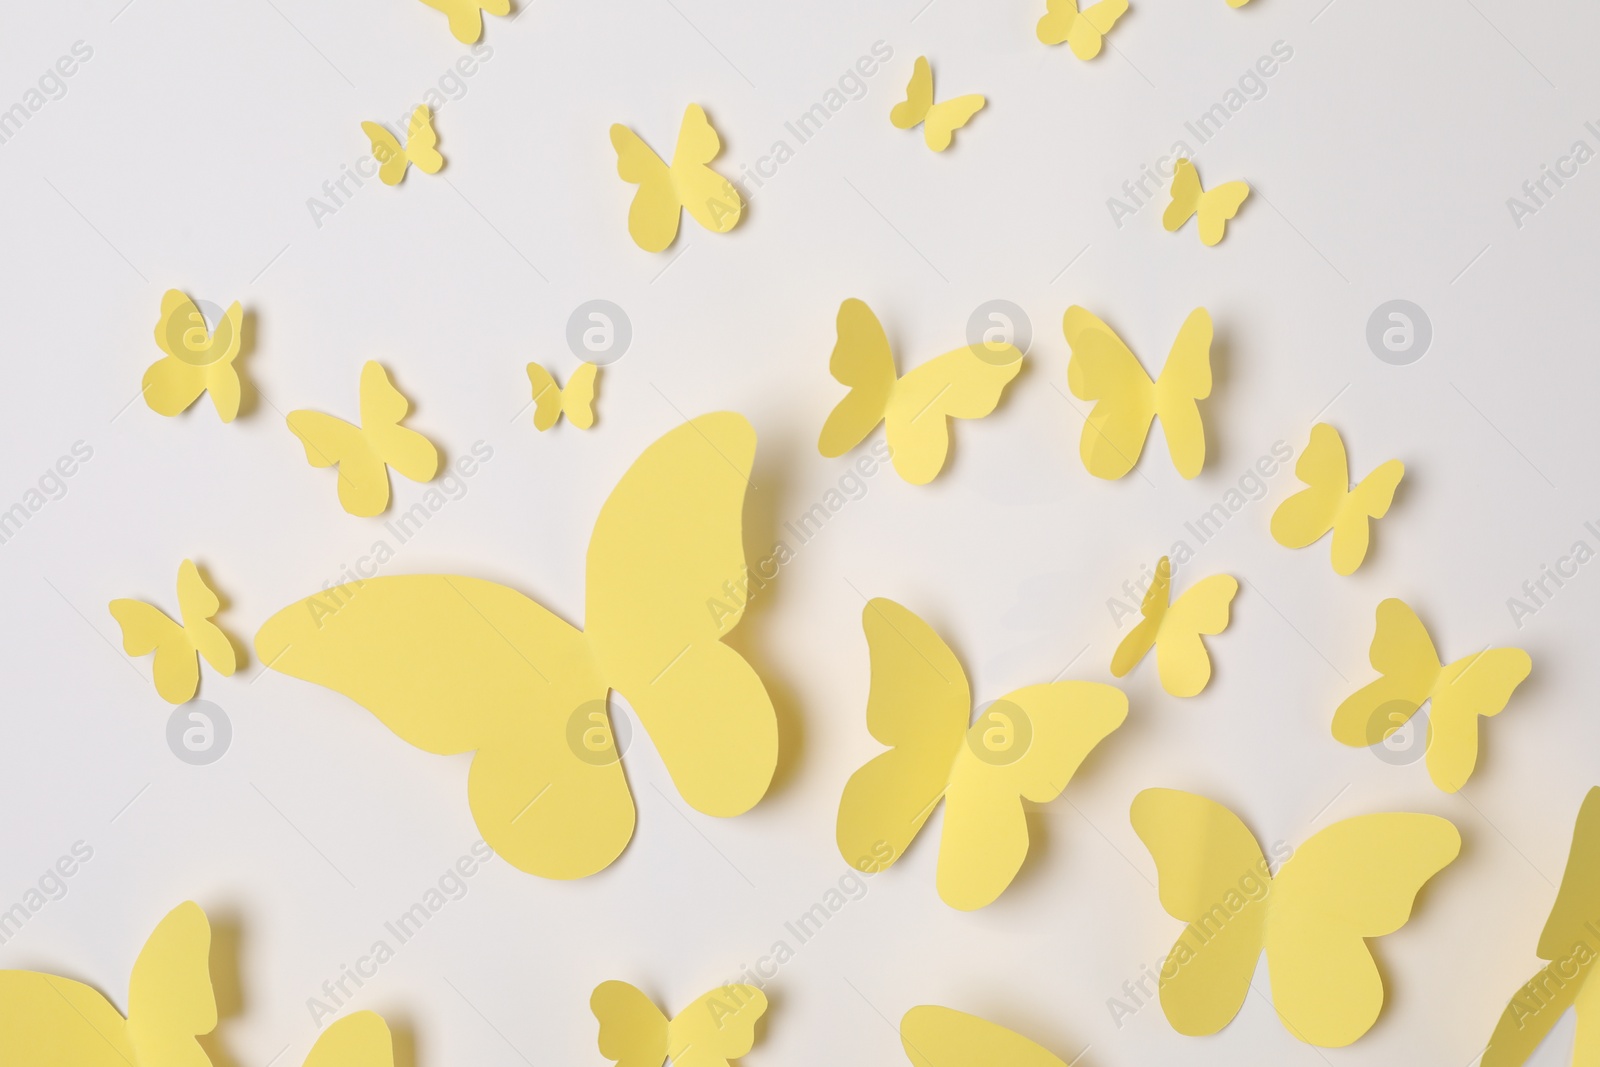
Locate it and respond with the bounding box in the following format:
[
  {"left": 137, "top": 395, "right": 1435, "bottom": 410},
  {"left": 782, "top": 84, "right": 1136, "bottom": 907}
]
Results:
[
  {"left": 288, "top": 361, "right": 439, "bottom": 517},
  {"left": 526, "top": 361, "right": 599, "bottom": 430},
  {"left": 416, "top": 0, "right": 507, "bottom": 43},
  {"left": 1271, "top": 423, "right": 1403, "bottom": 574},
  {"left": 1110, "top": 556, "right": 1236, "bottom": 697},
  {"left": 361, "top": 106, "right": 443, "bottom": 186},
  {"left": 611, "top": 104, "right": 742, "bottom": 252},
  {"left": 144, "top": 290, "right": 244, "bottom": 422},
  {"left": 110, "top": 559, "right": 236, "bottom": 704},
  {"left": 1035, "top": 0, "right": 1128, "bottom": 59},
  {"left": 592, "top": 980, "right": 766, "bottom": 1067},
  {"left": 890, "top": 57, "right": 985, "bottom": 151},
  {"left": 1163, "top": 158, "right": 1250, "bottom": 245}
]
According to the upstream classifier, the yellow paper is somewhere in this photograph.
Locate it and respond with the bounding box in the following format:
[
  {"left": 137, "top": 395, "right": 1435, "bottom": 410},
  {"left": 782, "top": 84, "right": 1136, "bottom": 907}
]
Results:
[
  {"left": 144, "top": 290, "right": 244, "bottom": 423},
  {"left": 900, "top": 1005, "right": 1069, "bottom": 1067},
  {"left": 526, "top": 361, "right": 599, "bottom": 431},
  {"left": 611, "top": 104, "right": 742, "bottom": 252},
  {"left": 1035, "top": 0, "right": 1128, "bottom": 59},
  {"left": 416, "top": 0, "right": 507, "bottom": 43},
  {"left": 287, "top": 361, "right": 439, "bottom": 517},
  {"left": 592, "top": 980, "right": 766, "bottom": 1067},
  {"left": 1271, "top": 423, "right": 1403, "bottom": 575},
  {"left": 836, "top": 598, "right": 1126, "bottom": 910},
  {"left": 1110, "top": 556, "right": 1236, "bottom": 697},
  {"left": 256, "top": 413, "right": 777, "bottom": 879},
  {"left": 1131, "top": 788, "right": 1459, "bottom": 1047},
  {"left": 1163, "top": 159, "right": 1250, "bottom": 246},
  {"left": 1333, "top": 598, "right": 1531, "bottom": 792},
  {"left": 110, "top": 559, "right": 237, "bottom": 705},
  {"left": 818, "top": 298, "right": 1021, "bottom": 485},
  {"left": 303, "top": 1012, "right": 394, "bottom": 1067},
  {"left": 362, "top": 106, "right": 444, "bottom": 186},
  {"left": 1064, "top": 306, "right": 1212, "bottom": 479},
  {"left": 890, "top": 57, "right": 985, "bottom": 151}
]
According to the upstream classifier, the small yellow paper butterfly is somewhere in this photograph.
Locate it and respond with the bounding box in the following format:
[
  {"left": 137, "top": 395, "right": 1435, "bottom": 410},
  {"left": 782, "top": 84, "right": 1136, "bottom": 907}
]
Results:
[
  {"left": 1132, "top": 788, "right": 1460, "bottom": 1047},
  {"left": 1035, "top": 0, "right": 1129, "bottom": 59},
  {"left": 287, "top": 361, "right": 439, "bottom": 517},
  {"left": 1333, "top": 598, "right": 1531, "bottom": 793},
  {"left": 110, "top": 559, "right": 237, "bottom": 705},
  {"left": 900, "top": 1005, "right": 1073, "bottom": 1067},
  {"left": 1064, "top": 306, "right": 1212, "bottom": 479},
  {"left": 592, "top": 980, "right": 767, "bottom": 1067},
  {"left": 526, "top": 361, "right": 598, "bottom": 431},
  {"left": 611, "top": 104, "right": 743, "bottom": 253},
  {"left": 819, "top": 298, "right": 1022, "bottom": 485},
  {"left": 299, "top": 1012, "right": 395, "bottom": 1067},
  {"left": 837, "top": 598, "right": 1126, "bottom": 910},
  {"left": 1110, "top": 556, "right": 1236, "bottom": 698},
  {"left": 144, "top": 290, "right": 244, "bottom": 423},
  {"left": 1228, "top": 0, "right": 1253, "bottom": 7},
  {"left": 1271, "top": 423, "right": 1403, "bottom": 575},
  {"left": 1163, "top": 158, "right": 1250, "bottom": 246},
  {"left": 890, "top": 56, "right": 986, "bottom": 152},
  {"left": 362, "top": 106, "right": 443, "bottom": 186},
  {"left": 416, "top": 0, "right": 507, "bottom": 43}
]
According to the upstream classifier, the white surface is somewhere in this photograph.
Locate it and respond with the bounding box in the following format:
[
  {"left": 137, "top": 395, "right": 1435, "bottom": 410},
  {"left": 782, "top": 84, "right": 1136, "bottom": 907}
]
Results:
[{"left": 1, "top": 1, "right": 1596, "bottom": 1065}]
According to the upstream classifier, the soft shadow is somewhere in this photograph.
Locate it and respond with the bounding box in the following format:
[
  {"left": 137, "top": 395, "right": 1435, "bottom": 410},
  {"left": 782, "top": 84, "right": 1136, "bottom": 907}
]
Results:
[
  {"left": 390, "top": 1015, "right": 419, "bottom": 1067},
  {"left": 233, "top": 309, "right": 260, "bottom": 420},
  {"left": 192, "top": 559, "right": 249, "bottom": 673},
  {"left": 197, "top": 909, "right": 245, "bottom": 1067}
]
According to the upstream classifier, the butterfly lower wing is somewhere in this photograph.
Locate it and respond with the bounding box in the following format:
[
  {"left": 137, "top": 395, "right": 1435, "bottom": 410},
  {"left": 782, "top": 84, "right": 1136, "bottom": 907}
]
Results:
[
  {"left": 126, "top": 902, "right": 216, "bottom": 1067},
  {"left": 1035, "top": 0, "right": 1077, "bottom": 46},
  {"left": 900, "top": 1005, "right": 1068, "bottom": 1067},
  {"left": 923, "top": 96, "right": 985, "bottom": 151},
  {"left": 1154, "top": 573, "right": 1237, "bottom": 697},
  {"left": 1163, "top": 158, "right": 1202, "bottom": 233},
  {"left": 1196, "top": 182, "right": 1250, "bottom": 245},
  {"left": 405, "top": 106, "right": 444, "bottom": 174},
  {"left": 0, "top": 972, "right": 137, "bottom": 1066},
  {"left": 563, "top": 362, "right": 600, "bottom": 429},
  {"left": 592, "top": 981, "right": 669, "bottom": 1067},
  {"left": 883, "top": 346, "right": 1022, "bottom": 484},
  {"left": 1331, "top": 598, "right": 1441, "bottom": 747},
  {"left": 362, "top": 123, "right": 409, "bottom": 185},
  {"left": 891, "top": 57, "right": 934, "bottom": 130},
  {"left": 1111, "top": 560, "right": 1169, "bottom": 678},
  {"left": 526, "top": 363, "right": 564, "bottom": 431},
  {"left": 1425, "top": 647, "right": 1531, "bottom": 792},
  {"left": 611, "top": 124, "right": 681, "bottom": 252},
  {"left": 142, "top": 358, "right": 209, "bottom": 416},
  {"left": 302, "top": 1011, "right": 393, "bottom": 1067},
  {"left": 1150, "top": 308, "right": 1213, "bottom": 478},
  {"left": 672, "top": 104, "right": 742, "bottom": 235},
  {"left": 1063, "top": 306, "right": 1157, "bottom": 479},
  {"left": 110, "top": 599, "right": 198, "bottom": 704},
  {"left": 1271, "top": 422, "right": 1348, "bottom": 550},
  {"left": 288, "top": 411, "right": 390, "bottom": 517},
  {"left": 670, "top": 986, "right": 767, "bottom": 1067},
  {"left": 818, "top": 298, "right": 897, "bottom": 459},
  {"left": 177, "top": 560, "right": 236, "bottom": 677},
  {"left": 1330, "top": 457, "right": 1404, "bottom": 575}
]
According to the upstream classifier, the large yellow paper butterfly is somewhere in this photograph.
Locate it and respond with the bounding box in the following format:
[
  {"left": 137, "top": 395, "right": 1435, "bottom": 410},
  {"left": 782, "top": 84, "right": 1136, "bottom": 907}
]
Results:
[
  {"left": 1163, "top": 159, "right": 1250, "bottom": 246},
  {"left": 256, "top": 414, "right": 778, "bottom": 879},
  {"left": 890, "top": 56, "right": 986, "bottom": 152},
  {"left": 1111, "top": 556, "right": 1236, "bottom": 697},
  {"left": 1271, "top": 423, "right": 1403, "bottom": 575},
  {"left": 1064, "top": 305, "right": 1212, "bottom": 479},
  {"left": 610, "top": 104, "right": 743, "bottom": 253},
  {"left": 361, "top": 106, "right": 443, "bottom": 186},
  {"left": 1035, "top": 0, "right": 1129, "bottom": 59},
  {"left": 526, "top": 361, "right": 598, "bottom": 431},
  {"left": 287, "top": 361, "right": 439, "bottom": 517},
  {"left": 592, "top": 980, "right": 767, "bottom": 1067},
  {"left": 1483, "top": 787, "right": 1600, "bottom": 1067},
  {"left": 818, "top": 298, "right": 1022, "bottom": 485},
  {"left": 900, "top": 1005, "right": 1072, "bottom": 1067},
  {"left": 1132, "top": 788, "right": 1460, "bottom": 1047},
  {"left": 110, "top": 559, "right": 237, "bottom": 705},
  {"left": 416, "top": 0, "right": 507, "bottom": 43},
  {"left": 1333, "top": 598, "right": 1531, "bottom": 793},
  {"left": 836, "top": 598, "right": 1126, "bottom": 910},
  {"left": 144, "top": 290, "right": 244, "bottom": 423}
]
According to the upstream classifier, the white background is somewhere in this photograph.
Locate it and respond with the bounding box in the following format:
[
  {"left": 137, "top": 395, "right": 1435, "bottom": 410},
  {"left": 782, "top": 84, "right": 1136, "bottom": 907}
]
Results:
[{"left": 2, "top": 1, "right": 1598, "bottom": 1065}]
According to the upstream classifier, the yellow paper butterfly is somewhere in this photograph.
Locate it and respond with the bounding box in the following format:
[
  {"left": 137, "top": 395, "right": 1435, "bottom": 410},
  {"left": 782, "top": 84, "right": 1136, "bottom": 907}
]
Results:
[
  {"left": 1163, "top": 158, "right": 1250, "bottom": 246},
  {"left": 416, "top": 0, "right": 507, "bottom": 43},
  {"left": 110, "top": 559, "right": 237, "bottom": 705},
  {"left": 300, "top": 1012, "right": 395, "bottom": 1067},
  {"left": 1333, "top": 598, "right": 1531, "bottom": 793},
  {"left": 1228, "top": 0, "right": 1253, "bottom": 7},
  {"left": 526, "top": 361, "right": 598, "bottom": 431},
  {"left": 592, "top": 980, "right": 767, "bottom": 1067},
  {"left": 611, "top": 104, "right": 743, "bottom": 253},
  {"left": 1483, "top": 787, "right": 1600, "bottom": 1067},
  {"left": 1271, "top": 423, "right": 1404, "bottom": 575},
  {"left": 1132, "top": 788, "right": 1460, "bottom": 1047},
  {"left": 362, "top": 106, "right": 443, "bottom": 186},
  {"left": 1035, "top": 0, "right": 1129, "bottom": 59},
  {"left": 900, "top": 1006, "right": 1072, "bottom": 1067},
  {"left": 818, "top": 298, "right": 1022, "bottom": 485},
  {"left": 144, "top": 290, "right": 244, "bottom": 423},
  {"left": 1064, "top": 305, "right": 1212, "bottom": 479},
  {"left": 836, "top": 598, "right": 1127, "bottom": 910},
  {"left": 256, "top": 414, "right": 778, "bottom": 879},
  {"left": 890, "top": 56, "right": 986, "bottom": 152},
  {"left": 1110, "top": 556, "right": 1236, "bottom": 698},
  {"left": 287, "top": 361, "right": 439, "bottom": 517}
]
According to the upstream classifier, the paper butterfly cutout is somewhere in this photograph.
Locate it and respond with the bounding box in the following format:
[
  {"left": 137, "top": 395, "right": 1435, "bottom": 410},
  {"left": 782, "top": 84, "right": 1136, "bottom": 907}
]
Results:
[
  {"left": 1483, "top": 786, "right": 1600, "bottom": 1067},
  {"left": 256, "top": 413, "right": 778, "bottom": 879},
  {"left": 818, "top": 298, "right": 1022, "bottom": 485},
  {"left": 110, "top": 559, "right": 237, "bottom": 705},
  {"left": 1271, "top": 423, "right": 1403, "bottom": 575},
  {"left": 1111, "top": 556, "right": 1236, "bottom": 697},
  {"left": 362, "top": 106, "right": 443, "bottom": 186},
  {"left": 144, "top": 290, "right": 244, "bottom": 423},
  {"left": 1064, "top": 305, "right": 1212, "bottom": 479},
  {"left": 1131, "top": 788, "right": 1460, "bottom": 1047},
  {"left": 287, "top": 361, "right": 439, "bottom": 517},
  {"left": 1228, "top": 0, "right": 1253, "bottom": 6},
  {"left": 592, "top": 980, "right": 767, "bottom": 1067},
  {"left": 1333, "top": 598, "right": 1531, "bottom": 793},
  {"left": 1163, "top": 159, "right": 1250, "bottom": 246},
  {"left": 1035, "top": 0, "right": 1128, "bottom": 59},
  {"left": 610, "top": 104, "right": 742, "bottom": 253},
  {"left": 900, "top": 1006, "right": 1071, "bottom": 1067},
  {"left": 891, "top": 56, "right": 985, "bottom": 151},
  {"left": 526, "top": 361, "right": 598, "bottom": 431},
  {"left": 836, "top": 598, "right": 1126, "bottom": 910},
  {"left": 416, "top": 0, "right": 507, "bottom": 43}
]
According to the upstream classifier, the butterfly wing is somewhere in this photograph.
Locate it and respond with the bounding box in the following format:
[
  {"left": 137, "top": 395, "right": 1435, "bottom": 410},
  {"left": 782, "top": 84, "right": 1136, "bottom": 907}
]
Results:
[
  {"left": 1162, "top": 158, "right": 1202, "bottom": 233},
  {"left": 1425, "top": 647, "right": 1531, "bottom": 792},
  {"left": 891, "top": 56, "right": 934, "bottom": 130},
  {"left": 592, "top": 981, "right": 670, "bottom": 1067},
  {"left": 1331, "top": 457, "right": 1404, "bottom": 575},
  {"left": 0, "top": 972, "right": 136, "bottom": 1065},
  {"left": 109, "top": 598, "right": 198, "bottom": 704},
  {"left": 671, "top": 104, "right": 742, "bottom": 235},
  {"left": 883, "top": 345, "right": 1022, "bottom": 484},
  {"left": 126, "top": 902, "right": 216, "bottom": 1067},
  {"left": 1063, "top": 306, "right": 1156, "bottom": 479},
  {"left": 1110, "top": 558, "right": 1169, "bottom": 679},
  {"left": 526, "top": 362, "right": 564, "bottom": 432},
  {"left": 1331, "top": 598, "right": 1442, "bottom": 749},
  {"left": 668, "top": 985, "right": 767, "bottom": 1067},
  {"left": 818, "top": 299, "right": 897, "bottom": 459},
  {"left": 1271, "top": 422, "right": 1349, "bottom": 551},
  {"left": 302, "top": 1011, "right": 393, "bottom": 1067},
  {"left": 176, "top": 559, "right": 236, "bottom": 678},
  {"left": 362, "top": 123, "right": 409, "bottom": 186},
  {"left": 1151, "top": 307, "right": 1213, "bottom": 479},
  {"left": 404, "top": 106, "right": 444, "bottom": 174},
  {"left": 1153, "top": 573, "right": 1236, "bottom": 697},
  {"left": 563, "top": 362, "right": 600, "bottom": 430},
  {"left": 900, "top": 1005, "right": 1069, "bottom": 1067},
  {"left": 287, "top": 410, "right": 390, "bottom": 517},
  {"left": 922, "top": 95, "right": 985, "bottom": 151},
  {"left": 417, "top": 0, "right": 507, "bottom": 44},
  {"left": 143, "top": 357, "right": 209, "bottom": 418},
  {"left": 610, "top": 123, "right": 680, "bottom": 253},
  {"left": 359, "top": 362, "right": 439, "bottom": 486},
  {"left": 1482, "top": 961, "right": 1587, "bottom": 1067},
  {"left": 1035, "top": 0, "right": 1078, "bottom": 46},
  {"left": 1196, "top": 181, "right": 1250, "bottom": 245},
  {"left": 1069, "top": 0, "right": 1127, "bottom": 58},
  {"left": 1540, "top": 788, "right": 1600, "bottom": 960}
]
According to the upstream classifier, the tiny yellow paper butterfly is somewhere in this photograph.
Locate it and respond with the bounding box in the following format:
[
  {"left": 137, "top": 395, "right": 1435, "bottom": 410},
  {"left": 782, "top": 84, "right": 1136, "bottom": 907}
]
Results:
[
  {"left": 592, "top": 980, "right": 766, "bottom": 1067},
  {"left": 900, "top": 1005, "right": 1074, "bottom": 1067},
  {"left": 611, "top": 104, "right": 742, "bottom": 253},
  {"left": 144, "top": 290, "right": 244, "bottom": 423},
  {"left": 526, "top": 361, "right": 598, "bottom": 431},
  {"left": 891, "top": 56, "right": 986, "bottom": 152},
  {"left": 1271, "top": 423, "right": 1403, "bottom": 575},
  {"left": 362, "top": 106, "right": 443, "bottom": 186},
  {"left": 416, "top": 0, "right": 507, "bottom": 43},
  {"left": 1163, "top": 158, "right": 1250, "bottom": 246},
  {"left": 287, "top": 361, "right": 439, "bottom": 517},
  {"left": 1111, "top": 556, "right": 1236, "bottom": 698},
  {"left": 110, "top": 559, "right": 237, "bottom": 705},
  {"left": 1035, "top": 0, "right": 1129, "bottom": 59}
]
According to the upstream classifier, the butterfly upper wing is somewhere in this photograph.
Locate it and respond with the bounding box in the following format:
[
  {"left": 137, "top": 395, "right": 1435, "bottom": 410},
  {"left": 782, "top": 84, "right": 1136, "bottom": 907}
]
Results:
[
  {"left": 818, "top": 299, "right": 897, "bottom": 459},
  {"left": 362, "top": 123, "right": 409, "bottom": 185},
  {"left": 1111, "top": 559, "right": 1169, "bottom": 678},
  {"left": 1425, "top": 647, "right": 1532, "bottom": 792},
  {"left": 1330, "top": 457, "right": 1403, "bottom": 575},
  {"left": 110, "top": 598, "right": 198, "bottom": 704},
  {"left": 891, "top": 57, "right": 934, "bottom": 129},
  {"left": 302, "top": 1011, "right": 393, "bottom": 1067},
  {"left": 0, "top": 972, "right": 136, "bottom": 1066},
  {"left": 1331, "top": 598, "right": 1442, "bottom": 748},
  {"left": 1196, "top": 182, "right": 1250, "bottom": 245},
  {"left": 563, "top": 362, "right": 600, "bottom": 430},
  {"left": 1067, "top": 0, "right": 1127, "bottom": 59},
  {"left": 527, "top": 362, "right": 564, "bottom": 431},
  {"left": 1064, "top": 306, "right": 1156, "bottom": 479},
  {"left": 611, "top": 123, "right": 680, "bottom": 253},
  {"left": 176, "top": 559, "right": 236, "bottom": 678},
  {"left": 1271, "top": 422, "right": 1349, "bottom": 551},
  {"left": 1163, "top": 158, "right": 1202, "bottom": 232},
  {"left": 1150, "top": 308, "right": 1212, "bottom": 479},
  {"left": 405, "top": 106, "right": 444, "bottom": 174},
  {"left": 922, "top": 96, "right": 985, "bottom": 151},
  {"left": 900, "top": 1005, "right": 1068, "bottom": 1067},
  {"left": 592, "top": 981, "right": 670, "bottom": 1067},
  {"left": 668, "top": 985, "right": 767, "bottom": 1067},
  {"left": 883, "top": 345, "right": 1022, "bottom": 484},
  {"left": 126, "top": 901, "right": 216, "bottom": 1067},
  {"left": 359, "top": 362, "right": 439, "bottom": 485},
  {"left": 671, "top": 104, "right": 742, "bottom": 235},
  {"left": 1154, "top": 573, "right": 1237, "bottom": 698}
]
